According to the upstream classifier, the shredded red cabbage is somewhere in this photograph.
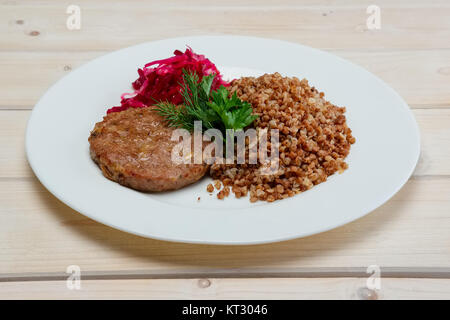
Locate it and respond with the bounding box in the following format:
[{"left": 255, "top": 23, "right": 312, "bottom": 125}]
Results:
[{"left": 107, "top": 47, "right": 229, "bottom": 113}]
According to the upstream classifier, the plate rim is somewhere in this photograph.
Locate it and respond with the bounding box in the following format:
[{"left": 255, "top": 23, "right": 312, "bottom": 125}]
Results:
[{"left": 25, "top": 35, "right": 421, "bottom": 245}]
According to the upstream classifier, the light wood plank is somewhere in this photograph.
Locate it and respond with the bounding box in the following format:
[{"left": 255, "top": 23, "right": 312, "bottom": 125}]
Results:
[
  {"left": 413, "top": 109, "right": 450, "bottom": 176},
  {"left": 1, "top": 0, "right": 449, "bottom": 283},
  {"left": 0, "top": 278, "right": 449, "bottom": 299},
  {"left": 1, "top": 50, "right": 449, "bottom": 108},
  {"left": 6, "top": 0, "right": 450, "bottom": 7},
  {"left": 1, "top": 109, "right": 448, "bottom": 179},
  {"left": 0, "top": 110, "right": 32, "bottom": 178},
  {"left": 1, "top": 1, "right": 449, "bottom": 52},
  {"left": 0, "top": 174, "right": 449, "bottom": 274},
  {"left": 0, "top": 109, "right": 448, "bottom": 274}
]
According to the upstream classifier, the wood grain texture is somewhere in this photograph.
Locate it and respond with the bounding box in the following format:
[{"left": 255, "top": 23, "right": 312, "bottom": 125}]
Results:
[
  {"left": 0, "top": 174, "right": 449, "bottom": 274},
  {"left": 1, "top": 50, "right": 450, "bottom": 108},
  {"left": 0, "top": 278, "right": 449, "bottom": 300},
  {"left": 0, "top": 0, "right": 449, "bottom": 299},
  {"left": 1, "top": 1, "right": 449, "bottom": 52}
]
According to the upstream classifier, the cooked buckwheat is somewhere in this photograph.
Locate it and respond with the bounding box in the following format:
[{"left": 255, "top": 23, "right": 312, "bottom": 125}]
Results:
[{"left": 210, "top": 73, "right": 355, "bottom": 202}]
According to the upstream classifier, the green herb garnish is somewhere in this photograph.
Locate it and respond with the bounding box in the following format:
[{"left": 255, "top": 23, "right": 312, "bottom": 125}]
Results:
[{"left": 154, "top": 70, "right": 258, "bottom": 134}]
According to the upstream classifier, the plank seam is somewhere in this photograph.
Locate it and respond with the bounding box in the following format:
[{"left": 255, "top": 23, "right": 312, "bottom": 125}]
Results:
[{"left": 1, "top": 268, "right": 450, "bottom": 282}]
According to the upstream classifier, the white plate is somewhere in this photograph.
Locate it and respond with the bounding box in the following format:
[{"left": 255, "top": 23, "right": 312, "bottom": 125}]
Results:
[{"left": 26, "top": 36, "right": 420, "bottom": 244}]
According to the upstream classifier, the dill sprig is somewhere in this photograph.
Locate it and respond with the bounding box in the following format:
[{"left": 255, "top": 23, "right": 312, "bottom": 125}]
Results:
[
  {"left": 153, "top": 100, "right": 195, "bottom": 131},
  {"left": 153, "top": 69, "right": 258, "bottom": 134}
]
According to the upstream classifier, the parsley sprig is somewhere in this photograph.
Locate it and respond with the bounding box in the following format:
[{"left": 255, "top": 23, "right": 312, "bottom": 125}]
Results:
[{"left": 154, "top": 70, "right": 258, "bottom": 134}]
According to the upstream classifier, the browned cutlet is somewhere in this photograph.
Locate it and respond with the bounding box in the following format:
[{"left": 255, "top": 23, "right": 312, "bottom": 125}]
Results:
[{"left": 89, "top": 107, "right": 208, "bottom": 192}]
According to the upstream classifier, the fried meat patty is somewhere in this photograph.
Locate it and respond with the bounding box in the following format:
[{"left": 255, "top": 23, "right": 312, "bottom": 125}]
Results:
[{"left": 89, "top": 107, "right": 208, "bottom": 192}]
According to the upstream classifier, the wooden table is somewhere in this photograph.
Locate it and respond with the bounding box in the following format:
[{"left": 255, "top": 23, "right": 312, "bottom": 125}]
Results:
[{"left": 1, "top": 0, "right": 449, "bottom": 299}]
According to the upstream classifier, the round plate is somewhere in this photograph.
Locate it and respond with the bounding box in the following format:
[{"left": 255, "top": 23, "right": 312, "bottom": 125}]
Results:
[{"left": 26, "top": 36, "right": 420, "bottom": 244}]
